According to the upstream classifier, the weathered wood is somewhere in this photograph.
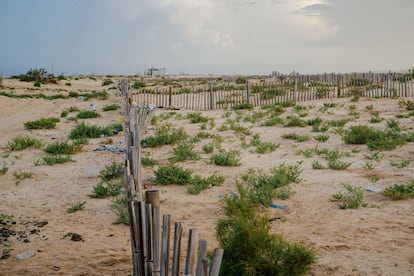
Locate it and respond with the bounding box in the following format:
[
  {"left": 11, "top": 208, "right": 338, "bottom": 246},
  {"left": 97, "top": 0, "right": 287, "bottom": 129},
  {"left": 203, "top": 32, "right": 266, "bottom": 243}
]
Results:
[
  {"left": 209, "top": 248, "right": 224, "bottom": 276},
  {"left": 160, "top": 214, "right": 171, "bottom": 276},
  {"left": 184, "top": 228, "right": 198, "bottom": 276},
  {"left": 195, "top": 239, "right": 208, "bottom": 276},
  {"left": 172, "top": 222, "right": 183, "bottom": 276}
]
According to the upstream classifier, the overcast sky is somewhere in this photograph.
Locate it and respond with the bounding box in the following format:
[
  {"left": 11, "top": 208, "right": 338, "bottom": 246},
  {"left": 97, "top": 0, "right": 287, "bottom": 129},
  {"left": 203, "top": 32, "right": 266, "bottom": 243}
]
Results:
[{"left": 1, "top": 0, "right": 413, "bottom": 76}]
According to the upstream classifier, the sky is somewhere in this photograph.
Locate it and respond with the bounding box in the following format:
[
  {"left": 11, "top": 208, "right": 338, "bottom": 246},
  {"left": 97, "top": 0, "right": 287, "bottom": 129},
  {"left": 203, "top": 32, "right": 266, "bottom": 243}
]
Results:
[{"left": 0, "top": 0, "right": 413, "bottom": 76}]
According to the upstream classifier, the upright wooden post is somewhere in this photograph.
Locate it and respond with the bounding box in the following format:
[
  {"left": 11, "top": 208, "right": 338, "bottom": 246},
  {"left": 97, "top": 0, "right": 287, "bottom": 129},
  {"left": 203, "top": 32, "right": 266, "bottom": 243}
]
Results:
[
  {"left": 209, "top": 83, "right": 213, "bottom": 110},
  {"left": 195, "top": 239, "right": 208, "bottom": 276},
  {"left": 168, "top": 87, "right": 172, "bottom": 107},
  {"left": 146, "top": 190, "right": 161, "bottom": 276},
  {"left": 160, "top": 214, "right": 171, "bottom": 276},
  {"left": 245, "top": 81, "right": 250, "bottom": 105},
  {"left": 172, "top": 222, "right": 183, "bottom": 276},
  {"left": 294, "top": 78, "right": 298, "bottom": 102},
  {"left": 209, "top": 248, "right": 224, "bottom": 276},
  {"left": 184, "top": 229, "right": 198, "bottom": 276}
]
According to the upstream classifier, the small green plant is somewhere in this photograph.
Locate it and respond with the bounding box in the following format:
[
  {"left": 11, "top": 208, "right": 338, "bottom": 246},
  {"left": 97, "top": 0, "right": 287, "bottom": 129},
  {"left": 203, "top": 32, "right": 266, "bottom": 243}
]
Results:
[
  {"left": 369, "top": 115, "right": 383, "bottom": 123},
  {"left": 111, "top": 194, "right": 129, "bottom": 224},
  {"left": 77, "top": 110, "right": 100, "bottom": 119},
  {"left": 284, "top": 115, "right": 307, "bottom": 127},
  {"left": 255, "top": 142, "right": 279, "bottom": 154},
  {"left": 186, "top": 112, "right": 209, "bottom": 123},
  {"left": 39, "top": 155, "right": 74, "bottom": 165},
  {"left": 89, "top": 181, "right": 123, "bottom": 198},
  {"left": 274, "top": 186, "right": 295, "bottom": 200},
  {"left": 0, "top": 163, "right": 8, "bottom": 176},
  {"left": 69, "top": 122, "right": 122, "bottom": 139},
  {"left": 314, "top": 134, "right": 330, "bottom": 142},
  {"left": 66, "top": 201, "right": 86, "bottom": 213},
  {"left": 363, "top": 161, "right": 375, "bottom": 170},
  {"left": 44, "top": 141, "right": 78, "bottom": 155},
  {"left": 102, "top": 79, "right": 114, "bottom": 86},
  {"left": 154, "top": 164, "right": 192, "bottom": 185},
  {"left": 282, "top": 133, "right": 310, "bottom": 142},
  {"left": 312, "top": 160, "right": 324, "bottom": 170},
  {"left": 24, "top": 117, "right": 59, "bottom": 129},
  {"left": 131, "top": 81, "right": 146, "bottom": 89},
  {"left": 211, "top": 149, "right": 241, "bottom": 166},
  {"left": 13, "top": 170, "right": 32, "bottom": 180},
  {"left": 367, "top": 174, "right": 380, "bottom": 183},
  {"left": 364, "top": 151, "right": 384, "bottom": 161},
  {"left": 187, "top": 173, "right": 225, "bottom": 195},
  {"left": 100, "top": 161, "right": 123, "bottom": 181},
  {"left": 382, "top": 180, "right": 414, "bottom": 200},
  {"left": 103, "top": 103, "right": 120, "bottom": 111},
  {"left": 7, "top": 135, "right": 43, "bottom": 151},
  {"left": 141, "top": 124, "right": 188, "bottom": 148},
  {"left": 331, "top": 183, "right": 365, "bottom": 209},
  {"left": 202, "top": 143, "right": 214, "bottom": 153},
  {"left": 171, "top": 142, "right": 200, "bottom": 162},
  {"left": 141, "top": 156, "right": 158, "bottom": 167},
  {"left": 328, "top": 160, "right": 352, "bottom": 170},
  {"left": 390, "top": 160, "right": 410, "bottom": 169}
]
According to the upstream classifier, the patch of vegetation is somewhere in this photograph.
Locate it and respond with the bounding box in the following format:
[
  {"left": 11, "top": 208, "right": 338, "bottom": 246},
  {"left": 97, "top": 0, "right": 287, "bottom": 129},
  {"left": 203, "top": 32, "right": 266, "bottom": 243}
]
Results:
[
  {"left": 331, "top": 183, "right": 366, "bottom": 209},
  {"left": 255, "top": 142, "right": 279, "bottom": 154},
  {"left": 24, "top": 117, "right": 59, "bottom": 129},
  {"left": 186, "top": 112, "right": 210, "bottom": 123},
  {"left": 282, "top": 133, "right": 310, "bottom": 142},
  {"left": 111, "top": 194, "right": 129, "bottom": 224},
  {"left": 202, "top": 143, "right": 215, "bottom": 153},
  {"left": 211, "top": 149, "right": 241, "bottom": 166},
  {"left": 233, "top": 103, "right": 254, "bottom": 110},
  {"left": 328, "top": 160, "right": 352, "bottom": 170},
  {"left": 363, "top": 161, "right": 375, "bottom": 170},
  {"left": 69, "top": 122, "right": 122, "bottom": 139},
  {"left": 43, "top": 140, "right": 85, "bottom": 155},
  {"left": 141, "top": 156, "right": 158, "bottom": 167},
  {"left": 155, "top": 164, "right": 193, "bottom": 185},
  {"left": 88, "top": 181, "right": 123, "bottom": 198},
  {"left": 38, "top": 155, "right": 74, "bottom": 165},
  {"left": 13, "top": 68, "right": 58, "bottom": 84},
  {"left": 187, "top": 173, "right": 225, "bottom": 195},
  {"left": 141, "top": 124, "right": 188, "bottom": 148},
  {"left": 312, "top": 160, "right": 324, "bottom": 170},
  {"left": 314, "top": 134, "right": 330, "bottom": 142},
  {"left": 216, "top": 184, "right": 315, "bottom": 275},
  {"left": 100, "top": 161, "right": 123, "bottom": 181},
  {"left": 131, "top": 81, "right": 146, "bottom": 89},
  {"left": 364, "top": 151, "right": 384, "bottom": 161},
  {"left": 284, "top": 115, "right": 307, "bottom": 127},
  {"left": 382, "top": 180, "right": 414, "bottom": 200},
  {"left": 77, "top": 110, "right": 100, "bottom": 119},
  {"left": 13, "top": 170, "right": 33, "bottom": 185},
  {"left": 0, "top": 163, "right": 9, "bottom": 176},
  {"left": 7, "top": 135, "right": 43, "bottom": 151},
  {"left": 390, "top": 160, "right": 410, "bottom": 169},
  {"left": 103, "top": 103, "right": 120, "bottom": 111},
  {"left": 102, "top": 79, "right": 114, "bottom": 86},
  {"left": 171, "top": 142, "right": 200, "bottom": 162},
  {"left": 66, "top": 201, "right": 86, "bottom": 213}
]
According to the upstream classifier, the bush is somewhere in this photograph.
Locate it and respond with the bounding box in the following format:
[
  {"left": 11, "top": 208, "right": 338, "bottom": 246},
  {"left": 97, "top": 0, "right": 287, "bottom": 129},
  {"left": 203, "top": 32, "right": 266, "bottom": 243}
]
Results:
[
  {"left": 24, "top": 117, "right": 59, "bottom": 129},
  {"left": 331, "top": 183, "right": 365, "bottom": 209},
  {"left": 103, "top": 104, "right": 120, "bottom": 111},
  {"left": 111, "top": 194, "right": 129, "bottom": 225},
  {"left": 69, "top": 122, "right": 122, "bottom": 139},
  {"left": 187, "top": 173, "right": 225, "bottom": 195},
  {"left": 216, "top": 184, "right": 315, "bottom": 275},
  {"left": 154, "top": 164, "right": 192, "bottom": 185},
  {"left": 284, "top": 116, "right": 307, "bottom": 127},
  {"left": 382, "top": 180, "right": 414, "bottom": 200},
  {"left": 186, "top": 112, "right": 209, "bottom": 123},
  {"left": 328, "top": 160, "right": 352, "bottom": 170},
  {"left": 171, "top": 142, "right": 200, "bottom": 162},
  {"left": 102, "top": 79, "right": 114, "bottom": 86},
  {"left": 235, "top": 76, "right": 247, "bottom": 84},
  {"left": 44, "top": 141, "right": 78, "bottom": 155},
  {"left": 39, "top": 155, "right": 73, "bottom": 165},
  {"left": 89, "top": 181, "right": 123, "bottom": 198},
  {"left": 211, "top": 149, "right": 241, "bottom": 166},
  {"left": 142, "top": 124, "right": 188, "bottom": 148},
  {"left": 7, "top": 135, "right": 43, "bottom": 151},
  {"left": 77, "top": 110, "right": 100, "bottom": 119},
  {"left": 100, "top": 161, "right": 124, "bottom": 181},
  {"left": 131, "top": 81, "right": 146, "bottom": 89},
  {"left": 282, "top": 133, "right": 310, "bottom": 142}
]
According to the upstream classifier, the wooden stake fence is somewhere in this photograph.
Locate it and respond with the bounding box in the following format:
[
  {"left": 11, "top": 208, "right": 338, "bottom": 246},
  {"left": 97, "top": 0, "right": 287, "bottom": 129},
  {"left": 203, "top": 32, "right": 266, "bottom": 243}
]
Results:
[
  {"left": 129, "top": 72, "right": 414, "bottom": 110},
  {"left": 119, "top": 80, "right": 224, "bottom": 276}
]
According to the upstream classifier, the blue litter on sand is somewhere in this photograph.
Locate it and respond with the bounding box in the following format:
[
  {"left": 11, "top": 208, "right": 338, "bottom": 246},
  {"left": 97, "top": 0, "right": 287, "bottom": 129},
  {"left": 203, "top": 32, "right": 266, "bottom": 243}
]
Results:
[
  {"left": 366, "top": 189, "right": 375, "bottom": 193},
  {"left": 270, "top": 203, "right": 288, "bottom": 210},
  {"left": 94, "top": 145, "right": 125, "bottom": 152}
]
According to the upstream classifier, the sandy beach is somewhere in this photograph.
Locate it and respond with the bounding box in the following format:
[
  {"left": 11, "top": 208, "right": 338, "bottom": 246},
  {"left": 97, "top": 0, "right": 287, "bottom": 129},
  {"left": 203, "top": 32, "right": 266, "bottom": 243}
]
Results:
[{"left": 0, "top": 77, "right": 413, "bottom": 275}]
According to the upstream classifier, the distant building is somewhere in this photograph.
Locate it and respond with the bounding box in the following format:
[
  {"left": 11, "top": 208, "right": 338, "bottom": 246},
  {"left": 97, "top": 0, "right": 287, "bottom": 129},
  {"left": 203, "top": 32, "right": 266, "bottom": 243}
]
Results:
[{"left": 144, "top": 67, "right": 166, "bottom": 76}]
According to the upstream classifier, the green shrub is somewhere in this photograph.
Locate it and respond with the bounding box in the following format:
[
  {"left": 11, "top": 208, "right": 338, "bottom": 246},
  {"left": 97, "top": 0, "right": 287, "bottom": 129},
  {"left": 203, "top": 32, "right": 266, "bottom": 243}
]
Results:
[
  {"left": 103, "top": 104, "right": 120, "bottom": 111},
  {"left": 89, "top": 181, "right": 123, "bottom": 198},
  {"left": 69, "top": 122, "right": 121, "bottom": 139},
  {"left": 67, "top": 201, "right": 86, "bottom": 213},
  {"left": 233, "top": 103, "right": 254, "bottom": 110},
  {"left": 141, "top": 156, "right": 158, "bottom": 167},
  {"left": 187, "top": 112, "right": 209, "bottom": 123},
  {"left": 255, "top": 142, "right": 279, "bottom": 154},
  {"left": 284, "top": 116, "right": 306, "bottom": 127},
  {"left": 44, "top": 141, "right": 78, "bottom": 155},
  {"left": 13, "top": 170, "right": 33, "bottom": 181},
  {"left": 282, "top": 133, "right": 310, "bottom": 142},
  {"left": 39, "top": 155, "right": 73, "bottom": 165},
  {"left": 24, "top": 117, "right": 59, "bottom": 129},
  {"left": 211, "top": 149, "right": 241, "bottom": 166},
  {"left": 390, "top": 160, "right": 410, "bottom": 169},
  {"left": 131, "top": 81, "right": 146, "bottom": 89},
  {"left": 382, "top": 180, "right": 414, "bottom": 200},
  {"left": 171, "top": 142, "right": 200, "bottom": 162},
  {"left": 142, "top": 124, "right": 188, "bottom": 148},
  {"left": 0, "top": 163, "right": 9, "bottom": 176},
  {"left": 7, "top": 135, "right": 43, "bottom": 151},
  {"left": 102, "top": 79, "right": 114, "bottom": 86},
  {"left": 328, "top": 160, "right": 352, "bottom": 170},
  {"left": 111, "top": 194, "right": 129, "bottom": 224},
  {"left": 331, "top": 183, "right": 365, "bottom": 209},
  {"left": 312, "top": 160, "right": 324, "bottom": 170},
  {"left": 61, "top": 110, "right": 69, "bottom": 118},
  {"left": 187, "top": 173, "right": 225, "bottom": 195},
  {"left": 202, "top": 143, "right": 214, "bottom": 153},
  {"left": 100, "top": 161, "right": 124, "bottom": 181},
  {"left": 154, "top": 164, "right": 192, "bottom": 185},
  {"left": 77, "top": 110, "right": 100, "bottom": 119},
  {"left": 235, "top": 76, "right": 247, "bottom": 84},
  {"left": 314, "top": 134, "right": 330, "bottom": 142},
  {"left": 216, "top": 184, "right": 314, "bottom": 275}
]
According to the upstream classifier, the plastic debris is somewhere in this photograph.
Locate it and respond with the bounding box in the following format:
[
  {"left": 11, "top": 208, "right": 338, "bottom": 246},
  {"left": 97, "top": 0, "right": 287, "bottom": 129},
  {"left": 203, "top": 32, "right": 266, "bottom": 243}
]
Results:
[
  {"left": 270, "top": 203, "right": 288, "bottom": 210},
  {"left": 93, "top": 145, "right": 125, "bottom": 152},
  {"left": 16, "top": 251, "right": 35, "bottom": 260}
]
